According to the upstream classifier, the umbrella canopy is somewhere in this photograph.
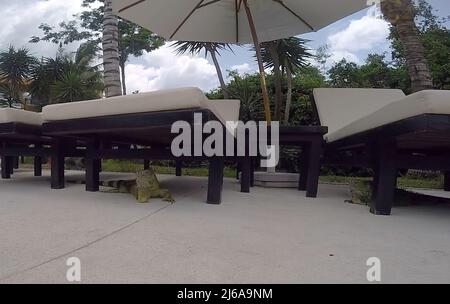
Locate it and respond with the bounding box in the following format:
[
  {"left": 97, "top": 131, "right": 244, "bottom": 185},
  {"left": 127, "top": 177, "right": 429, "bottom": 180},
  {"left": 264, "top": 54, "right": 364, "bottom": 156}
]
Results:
[
  {"left": 113, "top": 0, "right": 368, "bottom": 43},
  {"left": 112, "top": 0, "right": 370, "bottom": 122}
]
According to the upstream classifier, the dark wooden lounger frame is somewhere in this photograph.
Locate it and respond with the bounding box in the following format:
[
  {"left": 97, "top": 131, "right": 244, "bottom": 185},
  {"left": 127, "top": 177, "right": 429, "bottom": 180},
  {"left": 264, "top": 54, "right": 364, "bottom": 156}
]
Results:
[
  {"left": 0, "top": 123, "right": 45, "bottom": 179},
  {"left": 43, "top": 108, "right": 240, "bottom": 204},
  {"left": 311, "top": 95, "right": 450, "bottom": 215},
  {"left": 0, "top": 122, "right": 84, "bottom": 188}
]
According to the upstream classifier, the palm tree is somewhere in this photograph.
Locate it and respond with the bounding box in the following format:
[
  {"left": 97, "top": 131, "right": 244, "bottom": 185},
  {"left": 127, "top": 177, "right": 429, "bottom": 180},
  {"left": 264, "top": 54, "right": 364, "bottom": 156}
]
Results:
[
  {"left": 278, "top": 38, "right": 313, "bottom": 124},
  {"left": 102, "top": 0, "right": 122, "bottom": 97},
  {"left": 261, "top": 41, "right": 284, "bottom": 121},
  {"left": 261, "top": 38, "right": 312, "bottom": 124},
  {"left": 0, "top": 46, "right": 36, "bottom": 108},
  {"left": 172, "top": 41, "right": 231, "bottom": 99},
  {"left": 381, "top": 0, "right": 433, "bottom": 92}
]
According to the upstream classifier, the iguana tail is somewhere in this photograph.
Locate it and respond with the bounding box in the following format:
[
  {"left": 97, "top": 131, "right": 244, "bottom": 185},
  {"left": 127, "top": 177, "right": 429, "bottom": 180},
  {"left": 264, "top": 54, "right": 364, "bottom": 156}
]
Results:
[
  {"left": 100, "top": 180, "right": 134, "bottom": 188},
  {"left": 101, "top": 180, "right": 137, "bottom": 194}
]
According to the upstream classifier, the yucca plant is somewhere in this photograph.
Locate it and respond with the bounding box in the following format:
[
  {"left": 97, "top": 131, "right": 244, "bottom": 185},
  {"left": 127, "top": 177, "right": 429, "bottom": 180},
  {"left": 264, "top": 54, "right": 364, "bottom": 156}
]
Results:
[{"left": 260, "top": 37, "right": 313, "bottom": 124}]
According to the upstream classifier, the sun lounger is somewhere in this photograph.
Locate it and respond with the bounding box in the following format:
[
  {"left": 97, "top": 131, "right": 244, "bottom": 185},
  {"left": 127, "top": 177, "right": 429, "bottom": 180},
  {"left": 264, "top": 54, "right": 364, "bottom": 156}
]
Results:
[
  {"left": 0, "top": 108, "right": 44, "bottom": 179},
  {"left": 42, "top": 87, "right": 241, "bottom": 204},
  {"left": 0, "top": 108, "right": 83, "bottom": 187},
  {"left": 312, "top": 88, "right": 450, "bottom": 215}
]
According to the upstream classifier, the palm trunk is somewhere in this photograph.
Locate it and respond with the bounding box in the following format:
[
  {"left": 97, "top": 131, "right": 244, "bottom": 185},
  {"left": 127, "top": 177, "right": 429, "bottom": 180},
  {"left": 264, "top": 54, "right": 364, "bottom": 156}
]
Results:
[
  {"left": 267, "top": 42, "right": 283, "bottom": 121},
  {"left": 208, "top": 45, "right": 229, "bottom": 99},
  {"left": 120, "top": 61, "right": 127, "bottom": 95},
  {"left": 381, "top": 0, "right": 433, "bottom": 92},
  {"left": 102, "top": 0, "right": 122, "bottom": 97},
  {"left": 396, "top": 20, "right": 433, "bottom": 92},
  {"left": 284, "top": 66, "right": 293, "bottom": 125}
]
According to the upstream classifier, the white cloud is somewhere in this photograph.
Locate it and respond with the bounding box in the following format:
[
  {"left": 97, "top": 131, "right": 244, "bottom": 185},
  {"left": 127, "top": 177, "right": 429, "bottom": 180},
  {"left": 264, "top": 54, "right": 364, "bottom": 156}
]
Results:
[
  {"left": 229, "top": 63, "right": 253, "bottom": 75},
  {"left": 326, "top": 6, "right": 390, "bottom": 65},
  {"left": 329, "top": 50, "right": 361, "bottom": 65},
  {"left": 328, "top": 16, "right": 389, "bottom": 53},
  {"left": 0, "top": 0, "right": 83, "bottom": 56},
  {"left": 125, "top": 45, "right": 219, "bottom": 93}
]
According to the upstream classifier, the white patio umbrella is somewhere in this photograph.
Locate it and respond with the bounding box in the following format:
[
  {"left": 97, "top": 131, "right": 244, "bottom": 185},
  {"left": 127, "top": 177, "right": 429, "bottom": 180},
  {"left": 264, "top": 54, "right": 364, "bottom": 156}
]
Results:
[{"left": 112, "top": 0, "right": 370, "bottom": 123}]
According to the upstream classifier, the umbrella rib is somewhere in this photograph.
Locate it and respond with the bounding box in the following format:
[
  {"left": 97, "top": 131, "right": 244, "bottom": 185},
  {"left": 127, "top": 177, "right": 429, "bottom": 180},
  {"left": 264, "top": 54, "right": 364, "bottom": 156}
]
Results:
[
  {"left": 235, "top": 0, "right": 243, "bottom": 43},
  {"left": 170, "top": 0, "right": 207, "bottom": 39},
  {"left": 118, "top": 0, "right": 146, "bottom": 13},
  {"left": 198, "top": 0, "right": 223, "bottom": 9},
  {"left": 235, "top": 0, "right": 239, "bottom": 43},
  {"left": 237, "top": 0, "right": 243, "bottom": 11},
  {"left": 273, "top": 0, "right": 315, "bottom": 31}
]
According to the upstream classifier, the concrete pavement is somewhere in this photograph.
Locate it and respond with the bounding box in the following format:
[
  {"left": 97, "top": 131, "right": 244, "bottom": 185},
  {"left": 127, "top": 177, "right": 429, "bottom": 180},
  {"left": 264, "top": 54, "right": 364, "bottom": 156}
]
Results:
[{"left": 1, "top": 170, "right": 450, "bottom": 283}]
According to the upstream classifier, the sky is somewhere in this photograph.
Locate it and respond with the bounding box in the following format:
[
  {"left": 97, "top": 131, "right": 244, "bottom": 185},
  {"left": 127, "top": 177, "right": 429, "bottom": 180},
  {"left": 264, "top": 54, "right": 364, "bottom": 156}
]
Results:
[{"left": 1, "top": 0, "right": 449, "bottom": 94}]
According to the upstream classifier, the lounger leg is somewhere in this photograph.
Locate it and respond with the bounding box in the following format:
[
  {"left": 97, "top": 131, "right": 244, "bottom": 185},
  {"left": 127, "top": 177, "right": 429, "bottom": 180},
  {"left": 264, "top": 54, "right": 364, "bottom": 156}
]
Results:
[
  {"left": 144, "top": 160, "right": 150, "bottom": 170},
  {"left": 298, "top": 144, "right": 309, "bottom": 191},
  {"left": 250, "top": 158, "right": 255, "bottom": 187},
  {"left": 207, "top": 157, "right": 224, "bottom": 204},
  {"left": 34, "top": 157, "right": 42, "bottom": 177},
  {"left": 86, "top": 159, "right": 100, "bottom": 192},
  {"left": 305, "top": 140, "right": 323, "bottom": 198},
  {"left": 1, "top": 156, "right": 11, "bottom": 179},
  {"left": 240, "top": 129, "right": 252, "bottom": 193},
  {"left": 51, "top": 141, "right": 65, "bottom": 189},
  {"left": 444, "top": 172, "right": 450, "bottom": 192},
  {"left": 240, "top": 157, "right": 251, "bottom": 193},
  {"left": 13, "top": 157, "right": 19, "bottom": 169},
  {"left": 371, "top": 141, "right": 397, "bottom": 216},
  {"left": 34, "top": 144, "right": 42, "bottom": 177},
  {"left": 175, "top": 160, "right": 182, "bottom": 177},
  {"left": 86, "top": 140, "right": 100, "bottom": 192},
  {"left": 236, "top": 160, "right": 241, "bottom": 180},
  {"left": 8, "top": 157, "right": 14, "bottom": 175}
]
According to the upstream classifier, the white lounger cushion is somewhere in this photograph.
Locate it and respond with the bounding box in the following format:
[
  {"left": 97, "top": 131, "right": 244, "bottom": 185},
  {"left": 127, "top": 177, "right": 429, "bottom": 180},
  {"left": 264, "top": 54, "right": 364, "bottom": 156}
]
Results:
[
  {"left": 326, "top": 90, "right": 450, "bottom": 142},
  {"left": 42, "top": 87, "right": 241, "bottom": 129},
  {"left": 207, "top": 99, "right": 240, "bottom": 123},
  {"left": 313, "top": 88, "right": 406, "bottom": 141},
  {"left": 0, "top": 108, "right": 43, "bottom": 126}
]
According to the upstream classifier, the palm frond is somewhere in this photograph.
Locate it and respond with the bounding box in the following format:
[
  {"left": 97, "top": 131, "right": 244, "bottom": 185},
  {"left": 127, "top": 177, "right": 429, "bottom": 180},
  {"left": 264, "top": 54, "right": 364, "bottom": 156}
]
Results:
[
  {"left": 258, "top": 37, "right": 314, "bottom": 73},
  {"left": 171, "top": 41, "right": 232, "bottom": 58}
]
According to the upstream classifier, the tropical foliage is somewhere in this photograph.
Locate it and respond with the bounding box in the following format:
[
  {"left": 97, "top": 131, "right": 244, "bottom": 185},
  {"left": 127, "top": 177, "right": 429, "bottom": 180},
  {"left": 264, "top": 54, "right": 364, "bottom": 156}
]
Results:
[
  {"left": 33, "top": 42, "right": 103, "bottom": 104},
  {"left": 1, "top": 43, "right": 103, "bottom": 108}
]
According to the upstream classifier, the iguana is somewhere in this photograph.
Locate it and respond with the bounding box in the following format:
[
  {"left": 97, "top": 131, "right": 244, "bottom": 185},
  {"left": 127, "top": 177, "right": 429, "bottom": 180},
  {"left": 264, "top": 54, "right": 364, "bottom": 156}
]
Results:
[
  {"left": 101, "top": 168, "right": 175, "bottom": 204},
  {"left": 347, "top": 179, "right": 450, "bottom": 206}
]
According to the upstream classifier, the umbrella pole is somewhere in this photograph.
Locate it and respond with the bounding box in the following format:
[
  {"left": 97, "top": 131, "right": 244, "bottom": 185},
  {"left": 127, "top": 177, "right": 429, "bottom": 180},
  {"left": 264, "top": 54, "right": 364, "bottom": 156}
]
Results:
[{"left": 243, "top": 0, "right": 272, "bottom": 124}]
